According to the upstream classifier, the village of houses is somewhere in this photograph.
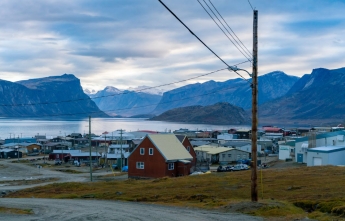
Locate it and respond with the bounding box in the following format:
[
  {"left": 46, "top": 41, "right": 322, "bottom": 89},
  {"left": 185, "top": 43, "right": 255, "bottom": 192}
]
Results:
[{"left": 1, "top": 125, "right": 345, "bottom": 179}]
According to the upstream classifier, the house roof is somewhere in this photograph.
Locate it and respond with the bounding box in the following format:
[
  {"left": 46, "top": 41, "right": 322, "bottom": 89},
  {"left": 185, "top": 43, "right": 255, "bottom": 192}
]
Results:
[
  {"left": 70, "top": 152, "right": 101, "bottom": 157},
  {"left": 53, "top": 150, "right": 81, "bottom": 154},
  {"left": 0, "top": 148, "right": 18, "bottom": 152},
  {"left": 147, "top": 134, "right": 193, "bottom": 161},
  {"left": 223, "top": 141, "right": 251, "bottom": 147},
  {"left": 1, "top": 143, "right": 18, "bottom": 148},
  {"left": 307, "top": 146, "right": 345, "bottom": 153},
  {"left": 194, "top": 146, "right": 234, "bottom": 154},
  {"left": 190, "top": 141, "right": 210, "bottom": 147},
  {"left": 18, "top": 143, "right": 42, "bottom": 147},
  {"left": 296, "top": 130, "right": 345, "bottom": 143}
]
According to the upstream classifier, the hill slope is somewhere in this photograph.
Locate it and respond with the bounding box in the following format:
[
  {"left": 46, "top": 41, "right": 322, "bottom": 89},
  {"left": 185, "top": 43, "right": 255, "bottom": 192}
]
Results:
[{"left": 150, "top": 102, "right": 250, "bottom": 125}]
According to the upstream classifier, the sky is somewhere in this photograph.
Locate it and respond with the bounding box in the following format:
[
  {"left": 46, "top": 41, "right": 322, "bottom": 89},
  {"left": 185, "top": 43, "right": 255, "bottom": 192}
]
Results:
[{"left": 0, "top": 0, "right": 344, "bottom": 92}]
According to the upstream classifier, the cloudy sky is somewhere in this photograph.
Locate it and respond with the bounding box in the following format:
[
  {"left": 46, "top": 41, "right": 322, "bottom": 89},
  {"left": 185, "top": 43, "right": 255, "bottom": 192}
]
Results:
[{"left": 0, "top": 0, "right": 344, "bottom": 92}]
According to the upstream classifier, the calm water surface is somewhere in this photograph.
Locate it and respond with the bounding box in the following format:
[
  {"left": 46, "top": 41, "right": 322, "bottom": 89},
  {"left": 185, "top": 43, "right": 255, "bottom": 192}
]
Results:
[{"left": 0, "top": 118, "right": 250, "bottom": 139}]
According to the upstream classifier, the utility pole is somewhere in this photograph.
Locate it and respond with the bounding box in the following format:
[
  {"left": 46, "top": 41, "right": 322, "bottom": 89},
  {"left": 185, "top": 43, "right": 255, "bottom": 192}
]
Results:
[
  {"left": 89, "top": 116, "right": 92, "bottom": 182},
  {"left": 120, "top": 129, "right": 123, "bottom": 170},
  {"left": 251, "top": 9, "right": 258, "bottom": 202}
]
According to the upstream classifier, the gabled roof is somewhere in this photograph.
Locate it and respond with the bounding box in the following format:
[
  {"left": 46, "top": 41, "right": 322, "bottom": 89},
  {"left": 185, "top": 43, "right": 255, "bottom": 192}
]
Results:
[
  {"left": 223, "top": 141, "right": 251, "bottom": 147},
  {"left": 70, "top": 152, "right": 101, "bottom": 157},
  {"left": 190, "top": 141, "right": 210, "bottom": 147},
  {"left": 307, "top": 146, "right": 345, "bottom": 153},
  {"left": 147, "top": 134, "right": 192, "bottom": 162},
  {"left": 194, "top": 146, "right": 234, "bottom": 154},
  {"left": 18, "top": 143, "right": 42, "bottom": 147}
]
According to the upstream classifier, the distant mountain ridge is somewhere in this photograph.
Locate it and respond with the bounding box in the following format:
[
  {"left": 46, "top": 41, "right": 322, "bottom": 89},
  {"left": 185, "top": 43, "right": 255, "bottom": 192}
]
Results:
[
  {"left": 259, "top": 67, "right": 345, "bottom": 124},
  {"left": 151, "top": 71, "right": 299, "bottom": 115},
  {"left": 0, "top": 74, "right": 108, "bottom": 118},
  {"left": 150, "top": 102, "right": 250, "bottom": 125},
  {"left": 89, "top": 86, "right": 162, "bottom": 117}
]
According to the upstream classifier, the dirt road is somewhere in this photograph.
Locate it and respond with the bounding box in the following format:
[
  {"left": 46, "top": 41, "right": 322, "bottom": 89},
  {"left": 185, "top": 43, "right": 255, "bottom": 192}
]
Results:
[{"left": 0, "top": 198, "right": 263, "bottom": 221}]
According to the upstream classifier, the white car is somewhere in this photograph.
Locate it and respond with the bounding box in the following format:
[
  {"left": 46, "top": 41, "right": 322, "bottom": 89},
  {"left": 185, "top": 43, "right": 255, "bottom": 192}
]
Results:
[{"left": 232, "top": 164, "right": 249, "bottom": 171}]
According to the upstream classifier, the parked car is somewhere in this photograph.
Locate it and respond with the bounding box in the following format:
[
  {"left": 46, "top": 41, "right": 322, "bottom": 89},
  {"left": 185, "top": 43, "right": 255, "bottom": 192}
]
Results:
[
  {"left": 217, "top": 165, "right": 233, "bottom": 172},
  {"left": 232, "top": 164, "right": 249, "bottom": 171},
  {"left": 54, "top": 159, "right": 62, "bottom": 165}
]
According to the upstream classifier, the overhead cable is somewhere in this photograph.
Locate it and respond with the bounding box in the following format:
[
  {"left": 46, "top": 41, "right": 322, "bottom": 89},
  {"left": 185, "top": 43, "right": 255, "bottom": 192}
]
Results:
[
  {"left": 198, "top": 0, "right": 252, "bottom": 62},
  {"left": 158, "top": 0, "right": 251, "bottom": 83},
  {"left": 208, "top": 0, "right": 252, "bottom": 57}
]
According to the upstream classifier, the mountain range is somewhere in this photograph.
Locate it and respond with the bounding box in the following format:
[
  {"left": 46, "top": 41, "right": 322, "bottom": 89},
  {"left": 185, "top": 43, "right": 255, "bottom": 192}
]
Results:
[
  {"left": 0, "top": 74, "right": 108, "bottom": 118},
  {"left": 259, "top": 67, "right": 345, "bottom": 125},
  {"left": 2, "top": 67, "right": 345, "bottom": 125},
  {"left": 88, "top": 86, "right": 162, "bottom": 117}
]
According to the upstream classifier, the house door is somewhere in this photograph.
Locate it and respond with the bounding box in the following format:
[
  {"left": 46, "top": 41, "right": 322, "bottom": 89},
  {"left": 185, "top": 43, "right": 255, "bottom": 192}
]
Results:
[
  {"left": 297, "top": 153, "right": 303, "bottom": 163},
  {"left": 313, "top": 157, "right": 322, "bottom": 166}
]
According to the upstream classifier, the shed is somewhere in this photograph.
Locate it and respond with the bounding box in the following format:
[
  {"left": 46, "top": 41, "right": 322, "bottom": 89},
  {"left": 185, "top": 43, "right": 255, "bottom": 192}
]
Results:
[
  {"left": 307, "top": 146, "right": 345, "bottom": 166},
  {"left": 0, "top": 149, "right": 23, "bottom": 159},
  {"left": 278, "top": 145, "right": 294, "bottom": 160}
]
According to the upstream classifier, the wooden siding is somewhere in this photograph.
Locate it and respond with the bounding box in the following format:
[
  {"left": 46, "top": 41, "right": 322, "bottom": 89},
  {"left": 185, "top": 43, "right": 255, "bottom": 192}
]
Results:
[
  {"left": 182, "top": 137, "right": 196, "bottom": 170},
  {"left": 128, "top": 137, "right": 167, "bottom": 178}
]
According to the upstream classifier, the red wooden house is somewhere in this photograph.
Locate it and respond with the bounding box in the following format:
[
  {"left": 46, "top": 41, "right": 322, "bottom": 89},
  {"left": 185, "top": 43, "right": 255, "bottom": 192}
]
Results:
[{"left": 128, "top": 134, "right": 194, "bottom": 179}]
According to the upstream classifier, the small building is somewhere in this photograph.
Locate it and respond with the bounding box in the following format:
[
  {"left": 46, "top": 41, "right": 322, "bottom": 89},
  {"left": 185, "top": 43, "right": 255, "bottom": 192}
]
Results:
[
  {"left": 0, "top": 149, "right": 23, "bottom": 159},
  {"left": 278, "top": 145, "right": 294, "bottom": 160},
  {"left": 295, "top": 130, "right": 345, "bottom": 163},
  {"left": 194, "top": 145, "right": 250, "bottom": 164},
  {"left": 128, "top": 134, "right": 194, "bottom": 179},
  {"left": 307, "top": 146, "right": 345, "bottom": 166},
  {"left": 18, "top": 143, "right": 42, "bottom": 155},
  {"left": 235, "top": 129, "right": 251, "bottom": 139},
  {"left": 69, "top": 152, "right": 101, "bottom": 164}
]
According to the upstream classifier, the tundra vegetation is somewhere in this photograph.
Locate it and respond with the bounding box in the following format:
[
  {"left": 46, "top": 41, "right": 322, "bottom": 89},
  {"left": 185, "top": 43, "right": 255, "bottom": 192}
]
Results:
[{"left": 5, "top": 166, "right": 345, "bottom": 220}]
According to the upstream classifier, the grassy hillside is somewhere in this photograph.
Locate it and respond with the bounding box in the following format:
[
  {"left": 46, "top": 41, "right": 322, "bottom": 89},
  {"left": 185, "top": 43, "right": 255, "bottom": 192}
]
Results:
[{"left": 6, "top": 166, "right": 345, "bottom": 220}]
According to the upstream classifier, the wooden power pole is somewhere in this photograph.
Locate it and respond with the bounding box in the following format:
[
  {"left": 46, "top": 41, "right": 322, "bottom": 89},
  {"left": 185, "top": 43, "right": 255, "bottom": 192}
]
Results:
[{"left": 251, "top": 9, "right": 258, "bottom": 202}]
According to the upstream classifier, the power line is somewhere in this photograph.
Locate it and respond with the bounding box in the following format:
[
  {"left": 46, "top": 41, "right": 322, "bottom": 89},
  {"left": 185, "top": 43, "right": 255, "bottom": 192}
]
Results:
[
  {"left": 208, "top": 0, "right": 252, "bottom": 57},
  {"left": 197, "top": 0, "right": 252, "bottom": 62},
  {"left": 248, "top": 0, "right": 254, "bottom": 11},
  {"left": 0, "top": 64, "right": 249, "bottom": 107},
  {"left": 7, "top": 82, "right": 251, "bottom": 118},
  {"left": 158, "top": 0, "right": 250, "bottom": 83}
]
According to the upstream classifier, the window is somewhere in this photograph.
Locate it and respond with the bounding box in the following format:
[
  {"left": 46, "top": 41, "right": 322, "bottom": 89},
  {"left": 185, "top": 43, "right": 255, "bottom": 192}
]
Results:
[
  {"left": 228, "top": 154, "right": 232, "bottom": 158},
  {"left": 136, "top": 162, "right": 144, "bottom": 169},
  {"left": 149, "top": 148, "right": 154, "bottom": 155},
  {"left": 168, "top": 163, "right": 174, "bottom": 170},
  {"left": 242, "top": 154, "right": 246, "bottom": 159},
  {"left": 222, "top": 154, "right": 226, "bottom": 158},
  {"left": 237, "top": 154, "right": 241, "bottom": 160},
  {"left": 140, "top": 148, "right": 145, "bottom": 155},
  {"left": 187, "top": 146, "right": 190, "bottom": 152}
]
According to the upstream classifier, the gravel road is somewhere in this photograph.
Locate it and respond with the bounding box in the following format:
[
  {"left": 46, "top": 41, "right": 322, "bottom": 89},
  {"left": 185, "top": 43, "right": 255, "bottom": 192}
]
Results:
[{"left": 0, "top": 198, "right": 263, "bottom": 221}]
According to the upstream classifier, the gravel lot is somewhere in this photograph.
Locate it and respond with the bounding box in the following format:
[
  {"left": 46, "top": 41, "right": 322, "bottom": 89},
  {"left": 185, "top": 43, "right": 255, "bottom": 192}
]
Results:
[{"left": 0, "top": 198, "right": 263, "bottom": 221}]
